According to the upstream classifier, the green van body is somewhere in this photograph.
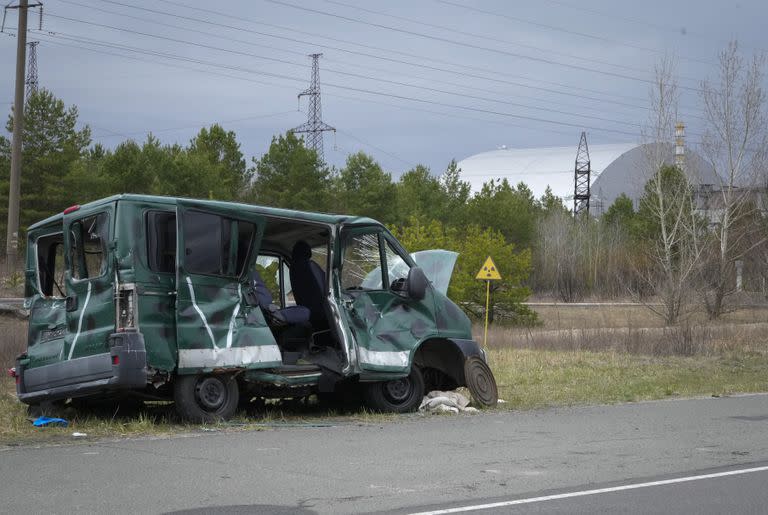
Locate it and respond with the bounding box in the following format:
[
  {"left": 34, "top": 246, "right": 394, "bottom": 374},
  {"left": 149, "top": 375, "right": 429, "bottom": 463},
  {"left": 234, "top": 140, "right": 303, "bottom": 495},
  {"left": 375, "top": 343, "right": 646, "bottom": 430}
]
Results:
[{"left": 15, "top": 194, "right": 489, "bottom": 418}]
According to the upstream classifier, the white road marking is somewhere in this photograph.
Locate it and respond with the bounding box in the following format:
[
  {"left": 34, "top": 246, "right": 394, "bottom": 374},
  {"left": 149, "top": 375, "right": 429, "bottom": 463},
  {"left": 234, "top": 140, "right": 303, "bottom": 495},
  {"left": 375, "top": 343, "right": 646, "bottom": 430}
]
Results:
[{"left": 410, "top": 465, "right": 768, "bottom": 514}]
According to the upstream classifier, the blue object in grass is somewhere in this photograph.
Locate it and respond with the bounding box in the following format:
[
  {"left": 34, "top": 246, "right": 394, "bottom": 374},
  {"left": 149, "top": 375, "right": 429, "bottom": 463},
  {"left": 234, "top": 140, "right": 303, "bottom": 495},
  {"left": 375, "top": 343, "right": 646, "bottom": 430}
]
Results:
[{"left": 32, "top": 416, "right": 68, "bottom": 427}]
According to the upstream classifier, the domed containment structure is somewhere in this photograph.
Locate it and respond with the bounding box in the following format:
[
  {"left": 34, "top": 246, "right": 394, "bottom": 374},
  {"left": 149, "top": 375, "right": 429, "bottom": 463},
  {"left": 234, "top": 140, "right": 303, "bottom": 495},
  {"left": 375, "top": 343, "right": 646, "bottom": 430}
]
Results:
[
  {"left": 457, "top": 142, "right": 719, "bottom": 215},
  {"left": 589, "top": 143, "right": 718, "bottom": 215}
]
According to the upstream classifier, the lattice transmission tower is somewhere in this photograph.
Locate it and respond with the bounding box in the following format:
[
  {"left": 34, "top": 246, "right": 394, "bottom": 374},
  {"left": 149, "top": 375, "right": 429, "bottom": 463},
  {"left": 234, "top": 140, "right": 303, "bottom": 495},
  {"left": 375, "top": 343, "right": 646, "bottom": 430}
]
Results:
[
  {"left": 573, "top": 131, "right": 591, "bottom": 216},
  {"left": 291, "top": 53, "right": 335, "bottom": 163},
  {"left": 25, "top": 40, "right": 38, "bottom": 98}
]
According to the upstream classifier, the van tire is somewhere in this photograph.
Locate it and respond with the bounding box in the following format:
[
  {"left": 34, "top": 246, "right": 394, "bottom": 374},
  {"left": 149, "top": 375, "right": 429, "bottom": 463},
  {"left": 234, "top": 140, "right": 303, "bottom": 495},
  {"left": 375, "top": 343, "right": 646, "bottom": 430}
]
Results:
[
  {"left": 364, "top": 366, "right": 425, "bottom": 413},
  {"left": 174, "top": 374, "right": 239, "bottom": 423}
]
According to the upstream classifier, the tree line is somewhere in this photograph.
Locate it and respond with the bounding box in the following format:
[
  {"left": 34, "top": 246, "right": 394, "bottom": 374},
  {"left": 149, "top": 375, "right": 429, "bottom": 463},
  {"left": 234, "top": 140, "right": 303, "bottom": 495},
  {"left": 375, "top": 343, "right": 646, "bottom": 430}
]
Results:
[{"left": 1, "top": 42, "right": 766, "bottom": 326}]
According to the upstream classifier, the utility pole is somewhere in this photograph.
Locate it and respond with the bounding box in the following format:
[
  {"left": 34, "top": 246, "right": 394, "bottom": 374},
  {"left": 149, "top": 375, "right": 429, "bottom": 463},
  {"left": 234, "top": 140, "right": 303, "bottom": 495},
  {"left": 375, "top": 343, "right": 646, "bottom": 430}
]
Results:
[
  {"left": 6, "top": 0, "right": 29, "bottom": 260},
  {"left": 25, "top": 40, "right": 39, "bottom": 98},
  {"left": 573, "top": 131, "right": 591, "bottom": 217},
  {"left": 291, "top": 53, "right": 335, "bottom": 163},
  {"left": 2, "top": 0, "right": 42, "bottom": 260}
]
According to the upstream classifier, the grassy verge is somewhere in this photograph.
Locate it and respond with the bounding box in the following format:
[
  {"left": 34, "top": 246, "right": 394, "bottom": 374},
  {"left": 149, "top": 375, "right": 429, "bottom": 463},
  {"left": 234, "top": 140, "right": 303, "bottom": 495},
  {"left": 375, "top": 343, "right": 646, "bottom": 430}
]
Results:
[
  {"left": 490, "top": 348, "right": 768, "bottom": 409},
  {"left": 3, "top": 348, "right": 768, "bottom": 446}
]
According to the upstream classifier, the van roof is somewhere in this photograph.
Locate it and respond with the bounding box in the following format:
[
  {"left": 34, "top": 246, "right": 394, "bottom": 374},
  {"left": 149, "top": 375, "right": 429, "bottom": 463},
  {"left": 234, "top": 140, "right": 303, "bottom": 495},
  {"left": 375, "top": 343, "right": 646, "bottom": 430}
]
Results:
[{"left": 28, "top": 194, "right": 382, "bottom": 230}]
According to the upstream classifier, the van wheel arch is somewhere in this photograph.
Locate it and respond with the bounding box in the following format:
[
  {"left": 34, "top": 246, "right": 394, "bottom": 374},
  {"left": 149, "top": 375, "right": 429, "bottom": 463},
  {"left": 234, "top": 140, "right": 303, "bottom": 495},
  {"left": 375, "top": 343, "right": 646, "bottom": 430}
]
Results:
[{"left": 413, "top": 338, "right": 475, "bottom": 391}]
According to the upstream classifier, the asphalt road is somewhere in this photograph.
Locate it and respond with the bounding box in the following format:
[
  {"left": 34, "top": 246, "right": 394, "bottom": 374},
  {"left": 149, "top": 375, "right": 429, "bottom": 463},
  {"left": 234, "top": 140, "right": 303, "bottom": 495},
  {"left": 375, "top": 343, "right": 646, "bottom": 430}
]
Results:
[{"left": 2, "top": 394, "right": 768, "bottom": 514}]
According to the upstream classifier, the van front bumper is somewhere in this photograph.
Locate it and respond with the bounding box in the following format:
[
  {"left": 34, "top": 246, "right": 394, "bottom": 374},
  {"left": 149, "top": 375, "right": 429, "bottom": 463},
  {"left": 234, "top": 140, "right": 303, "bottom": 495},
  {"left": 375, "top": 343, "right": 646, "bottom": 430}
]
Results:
[{"left": 16, "top": 332, "right": 147, "bottom": 404}]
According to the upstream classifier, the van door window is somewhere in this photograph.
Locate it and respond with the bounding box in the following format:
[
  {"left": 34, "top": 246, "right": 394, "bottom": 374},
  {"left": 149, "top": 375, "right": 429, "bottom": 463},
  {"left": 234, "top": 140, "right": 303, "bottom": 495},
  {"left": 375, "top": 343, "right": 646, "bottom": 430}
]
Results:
[
  {"left": 36, "top": 233, "right": 65, "bottom": 297},
  {"left": 69, "top": 213, "right": 109, "bottom": 281},
  {"left": 255, "top": 255, "right": 283, "bottom": 307},
  {"left": 147, "top": 211, "right": 176, "bottom": 274},
  {"left": 342, "top": 232, "right": 385, "bottom": 290},
  {"left": 183, "top": 210, "right": 256, "bottom": 277}
]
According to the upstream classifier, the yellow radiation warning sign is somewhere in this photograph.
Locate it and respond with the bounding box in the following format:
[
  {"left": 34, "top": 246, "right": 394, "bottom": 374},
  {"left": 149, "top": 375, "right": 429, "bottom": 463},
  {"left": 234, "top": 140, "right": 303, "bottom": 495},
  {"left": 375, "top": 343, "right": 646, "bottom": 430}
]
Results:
[{"left": 476, "top": 256, "right": 502, "bottom": 281}]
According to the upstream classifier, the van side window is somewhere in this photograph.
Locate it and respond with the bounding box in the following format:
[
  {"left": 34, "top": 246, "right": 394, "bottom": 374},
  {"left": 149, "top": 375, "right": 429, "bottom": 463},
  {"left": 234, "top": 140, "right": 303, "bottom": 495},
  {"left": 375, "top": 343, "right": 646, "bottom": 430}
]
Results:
[
  {"left": 36, "top": 233, "right": 65, "bottom": 297},
  {"left": 69, "top": 213, "right": 108, "bottom": 281},
  {"left": 183, "top": 210, "right": 256, "bottom": 277},
  {"left": 147, "top": 211, "right": 176, "bottom": 274}
]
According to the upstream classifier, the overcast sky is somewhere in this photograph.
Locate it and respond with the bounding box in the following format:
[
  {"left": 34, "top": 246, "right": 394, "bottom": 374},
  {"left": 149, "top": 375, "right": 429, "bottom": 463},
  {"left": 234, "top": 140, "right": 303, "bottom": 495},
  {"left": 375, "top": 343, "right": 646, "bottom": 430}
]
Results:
[{"left": 1, "top": 0, "right": 765, "bottom": 179}]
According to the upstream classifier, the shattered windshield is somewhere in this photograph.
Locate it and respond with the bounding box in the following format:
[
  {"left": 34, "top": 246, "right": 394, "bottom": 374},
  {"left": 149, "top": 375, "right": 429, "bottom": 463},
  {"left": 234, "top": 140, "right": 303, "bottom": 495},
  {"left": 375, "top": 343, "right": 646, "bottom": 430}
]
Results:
[{"left": 362, "top": 249, "right": 458, "bottom": 295}]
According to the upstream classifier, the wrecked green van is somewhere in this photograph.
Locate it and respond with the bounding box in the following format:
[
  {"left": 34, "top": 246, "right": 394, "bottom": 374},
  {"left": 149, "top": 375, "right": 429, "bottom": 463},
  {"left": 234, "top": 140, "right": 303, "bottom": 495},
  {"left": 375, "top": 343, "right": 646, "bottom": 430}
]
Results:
[{"left": 13, "top": 194, "right": 497, "bottom": 421}]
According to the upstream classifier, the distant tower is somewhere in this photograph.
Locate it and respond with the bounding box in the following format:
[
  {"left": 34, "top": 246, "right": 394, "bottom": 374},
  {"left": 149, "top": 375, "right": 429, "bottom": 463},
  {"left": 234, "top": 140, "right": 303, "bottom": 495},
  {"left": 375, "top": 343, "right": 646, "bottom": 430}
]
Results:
[
  {"left": 25, "top": 40, "right": 39, "bottom": 98},
  {"left": 674, "top": 121, "right": 685, "bottom": 169},
  {"left": 291, "top": 53, "right": 335, "bottom": 163},
  {"left": 574, "top": 131, "right": 591, "bottom": 216}
]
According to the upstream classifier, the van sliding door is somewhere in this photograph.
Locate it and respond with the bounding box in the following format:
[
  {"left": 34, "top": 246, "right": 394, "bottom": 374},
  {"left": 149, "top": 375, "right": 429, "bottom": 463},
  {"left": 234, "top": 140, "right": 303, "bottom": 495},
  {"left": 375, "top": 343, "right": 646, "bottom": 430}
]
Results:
[{"left": 175, "top": 201, "right": 280, "bottom": 373}]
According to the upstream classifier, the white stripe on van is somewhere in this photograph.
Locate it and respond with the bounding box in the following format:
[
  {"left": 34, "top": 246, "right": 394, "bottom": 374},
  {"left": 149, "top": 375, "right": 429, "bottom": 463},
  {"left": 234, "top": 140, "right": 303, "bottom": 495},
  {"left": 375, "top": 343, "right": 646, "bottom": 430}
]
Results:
[
  {"left": 178, "top": 345, "right": 282, "bottom": 369},
  {"left": 67, "top": 281, "right": 92, "bottom": 360},
  {"left": 358, "top": 347, "right": 410, "bottom": 368},
  {"left": 225, "top": 283, "right": 242, "bottom": 349},
  {"left": 185, "top": 276, "right": 218, "bottom": 350}
]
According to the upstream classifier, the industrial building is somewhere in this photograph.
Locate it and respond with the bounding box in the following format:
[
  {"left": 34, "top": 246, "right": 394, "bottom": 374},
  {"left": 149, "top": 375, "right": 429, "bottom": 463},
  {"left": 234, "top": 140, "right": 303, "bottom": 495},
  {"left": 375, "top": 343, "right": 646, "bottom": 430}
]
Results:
[{"left": 456, "top": 139, "right": 723, "bottom": 216}]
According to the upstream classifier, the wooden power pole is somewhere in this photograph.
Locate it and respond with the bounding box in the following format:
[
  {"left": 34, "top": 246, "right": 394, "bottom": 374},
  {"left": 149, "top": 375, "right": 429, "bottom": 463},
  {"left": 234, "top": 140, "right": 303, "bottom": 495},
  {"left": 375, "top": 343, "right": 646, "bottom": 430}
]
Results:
[{"left": 6, "top": 0, "right": 29, "bottom": 260}]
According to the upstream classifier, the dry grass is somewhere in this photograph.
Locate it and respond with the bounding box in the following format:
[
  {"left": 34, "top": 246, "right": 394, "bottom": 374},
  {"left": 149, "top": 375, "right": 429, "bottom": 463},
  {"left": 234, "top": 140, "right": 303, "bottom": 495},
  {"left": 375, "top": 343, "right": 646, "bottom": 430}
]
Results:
[
  {"left": 489, "top": 348, "right": 768, "bottom": 409},
  {"left": 528, "top": 303, "right": 768, "bottom": 330},
  {"left": 478, "top": 322, "right": 768, "bottom": 357},
  {"left": 3, "top": 301, "right": 768, "bottom": 445}
]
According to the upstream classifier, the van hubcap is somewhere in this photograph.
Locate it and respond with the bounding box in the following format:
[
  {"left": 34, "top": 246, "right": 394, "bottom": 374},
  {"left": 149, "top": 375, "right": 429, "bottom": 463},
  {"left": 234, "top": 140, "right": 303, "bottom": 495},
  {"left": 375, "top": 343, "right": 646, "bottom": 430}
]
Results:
[
  {"left": 195, "top": 377, "right": 227, "bottom": 410},
  {"left": 385, "top": 378, "right": 411, "bottom": 403}
]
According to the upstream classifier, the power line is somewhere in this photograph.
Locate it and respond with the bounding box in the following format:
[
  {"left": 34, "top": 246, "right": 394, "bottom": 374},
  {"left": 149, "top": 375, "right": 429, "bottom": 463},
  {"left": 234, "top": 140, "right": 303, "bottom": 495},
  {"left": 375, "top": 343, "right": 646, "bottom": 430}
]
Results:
[
  {"left": 36, "top": 14, "right": 652, "bottom": 133},
  {"left": 322, "top": 0, "right": 703, "bottom": 84},
  {"left": 100, "top": 0, "right": 666, "bottom": 110},
  {"left": 265, "top": 0, "right": 702, "bottom": 90},
  {"left": 435, "top": 0, "right": 715, "bottom": 67},
  {"left": 33, "top": 25, "right": 645, "bottom": 138},
  {"left": 33, "top": 25, "right": 703, "bottom": 143},
  {"left": 47, "top": 6, "right": 653, "bottom": 127},
  {"left": 66, "top": 0, "right": 671, "bottom": 122}
]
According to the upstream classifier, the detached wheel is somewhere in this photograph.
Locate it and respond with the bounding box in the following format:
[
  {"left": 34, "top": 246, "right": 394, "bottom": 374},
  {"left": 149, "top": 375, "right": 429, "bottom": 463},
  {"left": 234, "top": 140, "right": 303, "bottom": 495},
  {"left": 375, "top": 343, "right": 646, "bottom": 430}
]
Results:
[
  {"left": 464, "top": 356, "right": 498, "bottom": 408},
  {"left": 174, "top": 374, "right": 239, "bottom": 423},
  {"left": 364, "top": 366, "right": 425, "bottom": 413}
]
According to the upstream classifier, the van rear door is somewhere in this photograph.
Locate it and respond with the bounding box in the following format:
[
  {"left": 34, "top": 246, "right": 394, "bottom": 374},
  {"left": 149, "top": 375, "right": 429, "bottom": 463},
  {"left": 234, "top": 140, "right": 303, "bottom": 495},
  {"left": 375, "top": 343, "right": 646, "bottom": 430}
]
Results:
[{"left": 175, "top": 201, "right": 281, "bottom": 372}]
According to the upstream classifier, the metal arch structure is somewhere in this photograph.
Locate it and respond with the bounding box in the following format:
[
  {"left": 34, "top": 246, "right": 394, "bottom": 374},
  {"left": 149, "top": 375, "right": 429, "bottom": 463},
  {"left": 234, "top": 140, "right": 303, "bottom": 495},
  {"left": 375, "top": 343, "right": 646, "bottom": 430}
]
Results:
[
  {"left": 290, "top": 53, "right": 335, "bottom": 164},
  {"left": 574, "top": 131, "right": 591, "bottom": 216},
  {"left": 25, "top": 40, "right": 38, "bottom": 98}
]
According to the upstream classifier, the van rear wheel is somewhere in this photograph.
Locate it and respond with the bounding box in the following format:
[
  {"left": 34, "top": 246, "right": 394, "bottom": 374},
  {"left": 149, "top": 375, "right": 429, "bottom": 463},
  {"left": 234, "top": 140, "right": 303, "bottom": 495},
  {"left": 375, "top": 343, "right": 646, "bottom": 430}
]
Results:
[
  {"left": 364, "top": 366, "right": 425, "bottom": 413},
  {"left": 174, "top": 373, "right": 239, "bottom": 423}
]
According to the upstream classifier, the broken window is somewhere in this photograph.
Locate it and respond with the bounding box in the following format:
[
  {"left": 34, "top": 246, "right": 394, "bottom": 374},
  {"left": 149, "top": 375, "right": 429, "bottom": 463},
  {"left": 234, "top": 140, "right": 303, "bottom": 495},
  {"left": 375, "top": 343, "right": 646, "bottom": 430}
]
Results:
[
  {"left": 36, "top": 232, "right": 65, "bottom": 297},
  {"left": 183, "top": 210, "right": 256, "bottom": 277},
  {"left": 342, "top": 232, "right": 384, "bottom": 290},
  {"left": 146, "top": 211, "right": 176, "bottom": 274},
  {"left": 69, "top": 213, "right": 109, "bottom": 281}
]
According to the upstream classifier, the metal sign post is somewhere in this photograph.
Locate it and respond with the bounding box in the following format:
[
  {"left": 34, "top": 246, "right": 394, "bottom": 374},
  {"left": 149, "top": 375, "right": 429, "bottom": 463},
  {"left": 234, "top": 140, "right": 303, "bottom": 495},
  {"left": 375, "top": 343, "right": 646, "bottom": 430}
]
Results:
[{"left": 475, "top": 256, "right": 502, "bottom": 349}]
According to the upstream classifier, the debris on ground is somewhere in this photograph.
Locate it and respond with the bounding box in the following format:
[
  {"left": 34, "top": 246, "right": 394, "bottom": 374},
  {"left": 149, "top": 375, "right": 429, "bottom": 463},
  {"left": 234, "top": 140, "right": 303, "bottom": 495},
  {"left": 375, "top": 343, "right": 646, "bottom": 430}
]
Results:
[
  {"left": 418, "top": 390, "right": 479, "bottom": 414},
  {"left": 71, "top": 432, "right": 87, "bottom": 438},
  {"left": 32, "top": 416, "right": 69, "bottom": 427}
]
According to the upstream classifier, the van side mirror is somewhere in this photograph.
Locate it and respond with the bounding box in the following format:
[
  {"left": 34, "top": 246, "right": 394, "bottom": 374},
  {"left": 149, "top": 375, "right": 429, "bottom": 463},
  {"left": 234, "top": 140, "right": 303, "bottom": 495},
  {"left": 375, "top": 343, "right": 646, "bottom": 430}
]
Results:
[{"left": 407, "top": 267, "right": 428, "bottom": 301}]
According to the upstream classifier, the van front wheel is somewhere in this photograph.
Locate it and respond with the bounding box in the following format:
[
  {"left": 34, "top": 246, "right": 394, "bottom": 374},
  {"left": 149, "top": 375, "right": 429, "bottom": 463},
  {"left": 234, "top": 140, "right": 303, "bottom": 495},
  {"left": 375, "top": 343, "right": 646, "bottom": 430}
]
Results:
[
  {"left": 364, "top": 366, "right": 425, "bottom": 413},
  {"left": 174, "top": 374, "right": 239, "bottom": 423}
]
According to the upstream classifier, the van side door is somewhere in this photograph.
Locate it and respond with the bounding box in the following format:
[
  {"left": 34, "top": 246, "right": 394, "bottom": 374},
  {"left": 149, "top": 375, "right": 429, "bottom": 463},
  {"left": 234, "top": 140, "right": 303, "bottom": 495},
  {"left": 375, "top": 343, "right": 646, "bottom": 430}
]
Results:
[
  {"left": 338, "top": 227, "right": 438, "bottom": 373},
  {"left": 62, "top": 205, "right": 117, "bottom": 362},
  {"left": 175, "top": 200, "right": 280, "bottom": 372}
]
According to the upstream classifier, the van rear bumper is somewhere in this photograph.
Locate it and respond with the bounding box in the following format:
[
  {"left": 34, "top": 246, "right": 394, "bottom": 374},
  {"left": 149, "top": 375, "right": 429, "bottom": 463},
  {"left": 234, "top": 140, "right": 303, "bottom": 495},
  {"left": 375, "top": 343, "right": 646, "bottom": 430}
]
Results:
[{"left": 16, "top": 332, "right": 147, "bottom": 405}]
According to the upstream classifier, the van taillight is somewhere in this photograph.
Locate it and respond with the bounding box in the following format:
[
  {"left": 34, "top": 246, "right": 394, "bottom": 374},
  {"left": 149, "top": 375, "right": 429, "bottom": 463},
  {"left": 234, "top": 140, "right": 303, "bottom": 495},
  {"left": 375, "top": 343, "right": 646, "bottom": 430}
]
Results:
[
  {"left": 7, "top": 367, "right": 16, "bottom": 378},
  {"left": 112, "top": 355, "right": 120, "bottom": 366},
  {"left": 116, "top": 284, "right": 137, "bottom": 331}
]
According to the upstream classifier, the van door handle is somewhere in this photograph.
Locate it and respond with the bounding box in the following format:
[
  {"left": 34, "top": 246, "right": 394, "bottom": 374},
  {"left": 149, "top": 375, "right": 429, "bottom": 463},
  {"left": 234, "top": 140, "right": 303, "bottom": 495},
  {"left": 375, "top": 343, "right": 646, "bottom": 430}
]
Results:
[{"left": 66, "top": 295, "right": 78, "bottom": 312}]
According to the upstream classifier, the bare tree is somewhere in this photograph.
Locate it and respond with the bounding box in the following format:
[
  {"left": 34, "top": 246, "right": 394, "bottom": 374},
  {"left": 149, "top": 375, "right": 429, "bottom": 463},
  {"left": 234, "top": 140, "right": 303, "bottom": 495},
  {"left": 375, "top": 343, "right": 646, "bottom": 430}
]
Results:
[
  {"left": 699, "top": 41, "right": 768, "bottom": 318},
  {"left": 636, "top": 55, "right": 703, "bottom": 324}
]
